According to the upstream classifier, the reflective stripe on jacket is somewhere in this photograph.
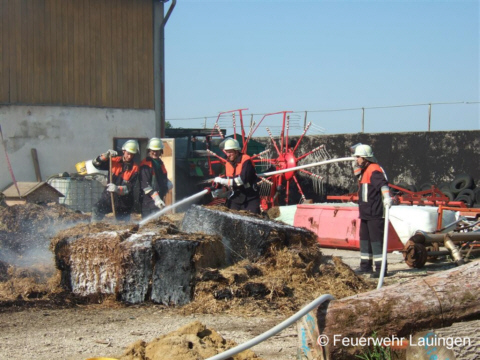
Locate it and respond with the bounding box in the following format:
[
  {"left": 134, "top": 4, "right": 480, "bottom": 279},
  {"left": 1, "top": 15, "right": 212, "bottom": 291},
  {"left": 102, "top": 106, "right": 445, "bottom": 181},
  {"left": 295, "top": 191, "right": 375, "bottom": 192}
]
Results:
[{"left": 139, "top": 157, "right": 168, "bottom": 198}]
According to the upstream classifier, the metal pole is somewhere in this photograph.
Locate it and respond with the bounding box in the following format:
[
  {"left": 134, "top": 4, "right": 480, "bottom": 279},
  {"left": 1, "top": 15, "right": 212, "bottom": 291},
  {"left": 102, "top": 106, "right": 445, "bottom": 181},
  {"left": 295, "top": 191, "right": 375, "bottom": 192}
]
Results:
[
  {"left": 361, "top": 107, "right": 365, "bottom": 133},
  {"left": 428, "top": 103, "right": 432, "bottom": 131},
  {"left": 304, "top": 111, "right": 308, "bottom": 129},
  {"left": 154, "top": 0, "right": 176, "bottom": 138},
  {"left": 109, "top": 156, "right": 116, "bottom": 218}
]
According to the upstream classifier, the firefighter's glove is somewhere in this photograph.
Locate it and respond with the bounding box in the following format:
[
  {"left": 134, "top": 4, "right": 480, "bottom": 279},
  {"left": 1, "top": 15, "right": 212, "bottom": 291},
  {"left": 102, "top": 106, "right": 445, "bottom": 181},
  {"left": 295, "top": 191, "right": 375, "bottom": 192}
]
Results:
[
  {"left": 152, "top": 192, "right": 165, "bottom": 209},
  {"left": 167, "top": 180, "right": 173, "bottom": 191},
  {"left": 107, "top": 183, "right": 128, "bottom": 195},
  {"left": 381, "top": 186, "right": 392, "bottom": 208},
  {"left": 214, "top": 177, "right": 231, "bottom": 187},
  {"left": 100, "top": 149, "right": 118, "bottom": 161}
]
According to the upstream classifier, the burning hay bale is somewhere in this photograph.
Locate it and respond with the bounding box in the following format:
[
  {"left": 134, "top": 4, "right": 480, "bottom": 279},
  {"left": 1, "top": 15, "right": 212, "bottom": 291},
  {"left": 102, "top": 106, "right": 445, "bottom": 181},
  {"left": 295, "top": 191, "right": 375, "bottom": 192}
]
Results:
[
  {"left": 168, "top": 205, "right": 373, "bottom": 316},
  {"left": 51, "top": 220, "right": 226, "bottom": 305},
  {"left": 181, "top": 205, "right": 318, "bottom": 264},
  {"left": 182, "top": 251, "right": 371, "bottom": 316},
  {"left": 1, "top": 202, "right": 371, "bottom": 312},
  {"left": 178, "top": 205, "right": 371, "bottom": 316},
  {"left": 120, "top": 320, "right": 262, "bottom": 360},
  {"left": 0, "top": 203, "right": 90, "bottom": 302},
  {"left": 0, "top": 203, "right": 89, "bottom": 258}
]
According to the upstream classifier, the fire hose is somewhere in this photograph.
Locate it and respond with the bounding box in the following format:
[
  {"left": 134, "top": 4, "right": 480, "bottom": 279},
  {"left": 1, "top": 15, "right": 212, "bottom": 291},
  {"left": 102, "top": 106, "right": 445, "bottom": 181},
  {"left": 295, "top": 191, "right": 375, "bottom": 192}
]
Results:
[
  {"left": 201, "top": 156, "right": 355, "bottom": 183},
  {"left": 138, "top": 188, "right": 210, "bottom": 227},
  {"left": 141, "top": 157, "right": 356, "bottom": 227},
  {"left": 377, "top": 205, "right": 389, "bottom": 289},
  {"left": 205, "top": 293, "right": 335, "bottom": 360}
]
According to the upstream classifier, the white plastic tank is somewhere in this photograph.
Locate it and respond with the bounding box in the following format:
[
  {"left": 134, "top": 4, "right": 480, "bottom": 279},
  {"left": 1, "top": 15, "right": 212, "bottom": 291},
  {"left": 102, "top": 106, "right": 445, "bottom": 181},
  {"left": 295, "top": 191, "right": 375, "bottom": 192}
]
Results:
[{"left": 389, "top": 205, "right": 458, "bottom": 244}]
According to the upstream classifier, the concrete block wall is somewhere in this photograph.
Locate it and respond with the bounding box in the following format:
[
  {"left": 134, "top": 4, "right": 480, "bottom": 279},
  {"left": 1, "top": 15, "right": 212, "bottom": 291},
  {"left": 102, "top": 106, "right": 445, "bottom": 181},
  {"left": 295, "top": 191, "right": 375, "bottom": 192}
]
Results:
[{"left": 257, "top": 130, "right": 480, "bottom": 201}]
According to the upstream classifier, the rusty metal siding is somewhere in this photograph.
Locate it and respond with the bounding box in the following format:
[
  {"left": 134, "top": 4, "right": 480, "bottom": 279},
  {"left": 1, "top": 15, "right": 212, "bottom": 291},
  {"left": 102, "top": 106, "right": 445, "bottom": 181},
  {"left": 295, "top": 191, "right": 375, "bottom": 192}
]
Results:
[{"left": 0, "top": 0, "right": 154, "bottom": 109}]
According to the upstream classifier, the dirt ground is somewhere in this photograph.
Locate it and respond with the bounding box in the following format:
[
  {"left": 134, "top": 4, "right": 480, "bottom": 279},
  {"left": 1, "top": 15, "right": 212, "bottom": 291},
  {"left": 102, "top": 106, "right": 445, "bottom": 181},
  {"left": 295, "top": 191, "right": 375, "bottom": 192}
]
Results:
[
  {"left": 0, "top": 304, "right": 299, "bottom": 360},
  {"left": 0, "top": 203, "right": 477, "bottom": 360}
]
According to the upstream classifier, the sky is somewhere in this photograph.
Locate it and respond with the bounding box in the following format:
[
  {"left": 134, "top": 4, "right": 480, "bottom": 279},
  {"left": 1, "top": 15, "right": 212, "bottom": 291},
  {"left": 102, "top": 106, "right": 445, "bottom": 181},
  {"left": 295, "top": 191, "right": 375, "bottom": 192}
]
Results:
[{"left": 164, "top": 0, "right": 479, "bottom": 137}]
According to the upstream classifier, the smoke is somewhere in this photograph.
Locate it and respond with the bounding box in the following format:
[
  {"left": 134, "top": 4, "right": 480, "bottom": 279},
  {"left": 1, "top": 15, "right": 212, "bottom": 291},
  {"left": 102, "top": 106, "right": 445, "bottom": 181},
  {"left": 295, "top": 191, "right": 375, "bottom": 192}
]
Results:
[{"left": 8, "top": 247, "right": 55, "bottom": 269}]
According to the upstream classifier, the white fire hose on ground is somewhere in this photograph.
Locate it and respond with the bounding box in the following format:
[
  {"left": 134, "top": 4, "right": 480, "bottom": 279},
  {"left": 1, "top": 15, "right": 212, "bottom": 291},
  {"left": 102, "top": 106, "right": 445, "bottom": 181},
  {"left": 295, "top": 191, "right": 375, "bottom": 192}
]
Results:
[
  {"left": 377, "top": 205, "right": 390, "bottom": 289},
  {"left": 205, "top": 294, "right": 335, "bottom": 360}
]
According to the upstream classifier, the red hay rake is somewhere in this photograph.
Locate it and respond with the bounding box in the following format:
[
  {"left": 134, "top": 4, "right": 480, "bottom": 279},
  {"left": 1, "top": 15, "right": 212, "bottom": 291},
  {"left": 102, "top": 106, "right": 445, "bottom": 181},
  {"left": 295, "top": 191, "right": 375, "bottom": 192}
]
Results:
[{"left": 206, "top": 108, "right": 329, "bottom": 210}]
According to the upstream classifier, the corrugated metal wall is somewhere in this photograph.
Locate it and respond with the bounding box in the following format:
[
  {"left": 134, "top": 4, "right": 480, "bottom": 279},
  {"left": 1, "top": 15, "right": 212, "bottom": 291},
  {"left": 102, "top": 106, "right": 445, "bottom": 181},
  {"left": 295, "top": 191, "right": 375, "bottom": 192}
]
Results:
[{"left": 0, "top": 0, "right": 154, "bottom": 109}]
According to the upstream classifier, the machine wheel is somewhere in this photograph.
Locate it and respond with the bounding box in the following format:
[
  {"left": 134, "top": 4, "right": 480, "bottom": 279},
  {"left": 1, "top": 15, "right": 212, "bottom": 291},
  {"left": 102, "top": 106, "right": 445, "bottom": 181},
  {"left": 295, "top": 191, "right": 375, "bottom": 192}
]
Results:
[{"left": 404, "top": 240, "right": 428, "bottom": 268}]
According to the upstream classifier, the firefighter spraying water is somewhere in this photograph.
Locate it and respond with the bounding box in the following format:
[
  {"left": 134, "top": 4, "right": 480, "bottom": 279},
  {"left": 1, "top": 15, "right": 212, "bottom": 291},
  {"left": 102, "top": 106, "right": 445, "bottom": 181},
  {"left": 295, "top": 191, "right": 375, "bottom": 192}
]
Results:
[{"left": 138, "top": 156, "right": 355, "bottom": 227}]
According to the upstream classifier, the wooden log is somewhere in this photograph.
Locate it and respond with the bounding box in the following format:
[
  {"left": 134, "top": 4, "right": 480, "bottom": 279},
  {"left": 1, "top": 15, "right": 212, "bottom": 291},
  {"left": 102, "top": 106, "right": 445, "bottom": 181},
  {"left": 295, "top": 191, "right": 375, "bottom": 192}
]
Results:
[{"left": 304, "top": 261, "right": 480, "bottom": 360}]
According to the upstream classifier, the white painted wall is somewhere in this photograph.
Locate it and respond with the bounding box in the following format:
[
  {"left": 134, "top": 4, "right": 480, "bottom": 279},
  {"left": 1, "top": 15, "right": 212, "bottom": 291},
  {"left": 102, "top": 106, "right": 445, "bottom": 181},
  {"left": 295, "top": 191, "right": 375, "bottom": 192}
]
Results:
[{"left": 0, "top": 105, "right": 155, "bottom": 191}]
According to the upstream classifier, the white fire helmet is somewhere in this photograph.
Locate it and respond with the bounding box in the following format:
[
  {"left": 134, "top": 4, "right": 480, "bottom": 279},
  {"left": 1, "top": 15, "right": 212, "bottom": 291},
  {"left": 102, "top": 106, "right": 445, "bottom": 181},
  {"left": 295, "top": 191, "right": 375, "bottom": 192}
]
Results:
[
  {"left": 353, "top": 144, "right": 377, "bottom": 163},
  {"left": 223, "top": 138, "right": 241, "bottom": 151},
  {"left": 147, "top": 137, "right": 164, "bottom": 151},
  {"left": 122, "top": 139, "right": 139, "bottom": 154}
]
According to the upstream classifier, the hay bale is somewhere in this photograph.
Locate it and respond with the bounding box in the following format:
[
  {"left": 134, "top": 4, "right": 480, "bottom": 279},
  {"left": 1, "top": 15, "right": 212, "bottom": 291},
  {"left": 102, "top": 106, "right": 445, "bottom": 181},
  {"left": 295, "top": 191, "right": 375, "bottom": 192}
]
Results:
[
  {"left": 181, "top": 205, "right": 317, "bottom": 264},
  {"left": 53, "top": 229, "right": 130, "bottom": 297},
  {"left": 151, "top": 237, "right": 199, "bottom": 306},
  {"left": 118, "top": 235, "right": 154, "bottom": 304},
  {"left": 52, "top": 222, "right": 226, "bottom": 305}
]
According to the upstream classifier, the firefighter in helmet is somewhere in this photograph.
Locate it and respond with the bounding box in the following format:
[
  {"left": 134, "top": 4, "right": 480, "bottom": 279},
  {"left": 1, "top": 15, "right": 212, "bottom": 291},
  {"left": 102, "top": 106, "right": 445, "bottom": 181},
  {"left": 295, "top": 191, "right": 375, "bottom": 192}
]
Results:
[
  {"left": 139, "top": 137, "right": 173, "bottom": 218},
  {"left": 213, "top": 138, "right": 260, "bottom": 214},
  {"left": 351, "top": 143, "right": 392, "bottom": 278},
  {"left": 91, "top": 139, "right": 140, "bottom": 222}
]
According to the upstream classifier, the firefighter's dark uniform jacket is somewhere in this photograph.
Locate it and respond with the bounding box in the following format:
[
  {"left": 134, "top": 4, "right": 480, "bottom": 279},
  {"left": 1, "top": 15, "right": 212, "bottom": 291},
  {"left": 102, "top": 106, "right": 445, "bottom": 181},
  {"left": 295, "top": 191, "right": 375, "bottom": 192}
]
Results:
[
  {"left": 93, "top": 155, "right": 139, "bottom": 216},
  {"left": 357, "top": 161, "right": 389, "bottom": 272},
  {"left": 225, "top": 153, "right": 260, "bottom": 213},
  {"left": 139, "top": 157, "right": 168, "bottom": 216},
  {"left": 357, "top": 163, "right": 389, "bottom": 220}
]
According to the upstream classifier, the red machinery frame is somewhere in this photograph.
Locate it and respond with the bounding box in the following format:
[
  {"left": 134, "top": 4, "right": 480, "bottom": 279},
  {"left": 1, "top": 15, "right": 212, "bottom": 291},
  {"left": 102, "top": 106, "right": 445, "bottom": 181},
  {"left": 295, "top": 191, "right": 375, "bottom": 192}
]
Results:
[{"left": 327, "top": 184, "right": 468, "bottom": 208}]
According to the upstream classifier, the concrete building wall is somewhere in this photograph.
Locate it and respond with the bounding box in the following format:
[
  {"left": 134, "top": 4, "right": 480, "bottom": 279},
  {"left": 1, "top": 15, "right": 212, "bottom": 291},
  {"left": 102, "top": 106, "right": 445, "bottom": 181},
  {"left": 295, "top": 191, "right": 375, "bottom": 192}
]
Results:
[{"left": 0, "top": 105, "right": 155, "bottom": 191}]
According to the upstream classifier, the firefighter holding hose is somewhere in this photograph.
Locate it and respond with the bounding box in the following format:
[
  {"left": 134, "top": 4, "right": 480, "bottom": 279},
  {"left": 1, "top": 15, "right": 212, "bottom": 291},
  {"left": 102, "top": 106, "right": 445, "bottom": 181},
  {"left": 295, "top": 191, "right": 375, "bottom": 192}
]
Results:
[
  {"left": 213, "top": 138, "right": 260, "bottom": 214},
  {"left": 351, "top": 144, "right": 392, "bottom": 278}
]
